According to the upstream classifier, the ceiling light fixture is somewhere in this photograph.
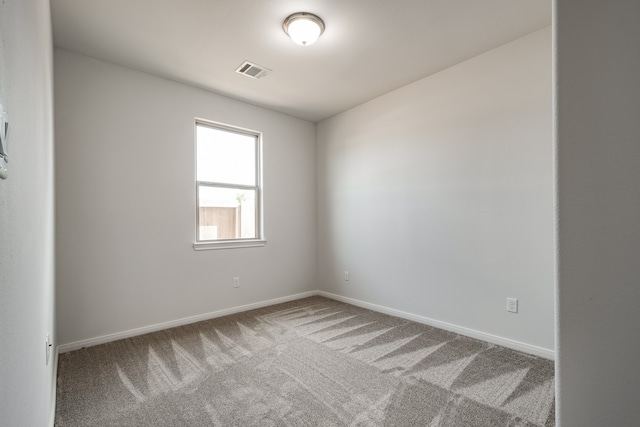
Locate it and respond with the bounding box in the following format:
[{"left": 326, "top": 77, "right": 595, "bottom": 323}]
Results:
[{"left": 283, "top": 12, "right": 325, "bottom": 46}]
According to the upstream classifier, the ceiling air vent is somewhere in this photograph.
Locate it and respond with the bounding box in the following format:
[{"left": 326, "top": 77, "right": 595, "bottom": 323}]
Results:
[{"left": 235, "top": 61, "right": 272, "bottom": 79}]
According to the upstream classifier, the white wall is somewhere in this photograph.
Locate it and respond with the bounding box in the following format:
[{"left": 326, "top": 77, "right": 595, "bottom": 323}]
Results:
[
  {"left": 55, "top": 49, "right": 316, "bottom": 347},
  {"left": 0, "top": 0, "right": 56, "bottom": 425},
  {"left": 317, "top": 28, "right": 554, "bottom": 353},
  {"left": 555, "top": 1, "right": 640, "bottom": 424}
]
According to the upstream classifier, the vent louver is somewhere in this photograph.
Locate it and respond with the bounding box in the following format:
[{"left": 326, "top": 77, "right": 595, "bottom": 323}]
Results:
[{"left": 235, "top": 61, "right": 272, "bottom": 79}]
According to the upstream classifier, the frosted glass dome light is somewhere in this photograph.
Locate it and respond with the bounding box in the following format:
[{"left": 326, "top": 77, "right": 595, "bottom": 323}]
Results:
[{"left": 283, "top": 12, "right": 325, "bottom": 46}]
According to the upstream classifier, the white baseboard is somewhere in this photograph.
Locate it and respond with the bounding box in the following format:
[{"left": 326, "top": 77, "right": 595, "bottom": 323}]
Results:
[
  {"left": 49, "top": 346, "right": 59, "bottom": 427},
  {"left": 318, "top": 291, "right": 555, "bottom": 360},
  {"left": 57, "top": 291, "right": 318, "bottom": 353},
  {"left": 57, "top": 289, "right": 554, "bottom": 360},
  {"left": 51, "top": 289, "right": 554, "bottom": 427}
]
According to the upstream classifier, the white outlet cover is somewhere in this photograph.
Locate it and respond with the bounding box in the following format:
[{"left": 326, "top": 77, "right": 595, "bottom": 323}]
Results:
[
  {"left": 507, "top": 298, "right": 518, "bottom": 313},
  {"left": 0, "top": 103, "right": 7, "bottom": 148},
  {"left": 45, "top": 334, "right": 51, "bottom": 365},
  {"left": 0, "top": 103, "right": 8, "bottom": 179}
]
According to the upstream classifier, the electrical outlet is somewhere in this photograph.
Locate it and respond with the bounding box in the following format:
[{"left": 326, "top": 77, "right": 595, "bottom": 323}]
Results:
[
  {"left": 0, "top": 103, "right": 8, "bottom": 180},
  {"left": 233, "top": 277, "right": 240, "bottom": 288},
  {"left": 344, "top": 271, "right": 349, "bottom": 281},
  {"left": 507, "top": 298, "right": 518, "bottom": 313},
  {"left": 45, "top": 334, "right": 52, "bottom": 365}
]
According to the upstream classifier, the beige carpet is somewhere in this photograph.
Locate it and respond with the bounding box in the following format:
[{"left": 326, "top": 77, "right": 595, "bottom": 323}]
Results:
[{"left": 55, "top": 296, "right": 555, "bottom": 426}]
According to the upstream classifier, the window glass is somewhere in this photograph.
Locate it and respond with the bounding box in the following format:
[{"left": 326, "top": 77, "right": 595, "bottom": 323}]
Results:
[
  {"left": 196, "top": 126, "right": 255, "bottom": 185},
  {"left": 195, "top": 121, "right": 261, "bottom": 244},
  {"left": 197, "top": 186, "right": 256, "bottom": 240}
]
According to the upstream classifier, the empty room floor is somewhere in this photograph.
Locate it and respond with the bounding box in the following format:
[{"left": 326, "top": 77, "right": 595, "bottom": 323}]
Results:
[{"left": 55, "top": 296, "right": 554, "bottom": 426}]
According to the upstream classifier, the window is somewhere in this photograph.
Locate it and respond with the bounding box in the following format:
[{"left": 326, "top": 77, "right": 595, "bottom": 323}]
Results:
[{"left": 194, "top": 120, "right": 264, "bottom": 250}]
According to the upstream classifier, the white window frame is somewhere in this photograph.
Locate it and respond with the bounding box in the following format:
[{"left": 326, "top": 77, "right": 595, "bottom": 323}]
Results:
[{"left": 193, "top": 119, "right": 266, "bottom": 251}]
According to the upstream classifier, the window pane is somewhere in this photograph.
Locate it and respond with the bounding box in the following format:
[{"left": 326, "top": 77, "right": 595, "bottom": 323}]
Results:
[
  {"left": 198, "top": 186, "right": 256, "bottom": 240},
  {"left": 196, "top": 125, "right": 256, "bottom": 185}
]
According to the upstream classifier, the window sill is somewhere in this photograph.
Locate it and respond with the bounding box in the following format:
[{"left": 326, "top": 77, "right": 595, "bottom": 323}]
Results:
[{"left": 193, "top": 239, "right": 267, "bottom": 251}]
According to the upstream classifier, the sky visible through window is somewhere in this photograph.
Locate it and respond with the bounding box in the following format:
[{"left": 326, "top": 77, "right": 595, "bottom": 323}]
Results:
[{"left": 196, "top": 125, "right": 255, "bottom": 185}]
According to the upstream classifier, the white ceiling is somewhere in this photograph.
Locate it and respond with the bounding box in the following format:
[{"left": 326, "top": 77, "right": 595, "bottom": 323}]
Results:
[{"left": 51, "top": 0, "right": 551, "bottom": 123}]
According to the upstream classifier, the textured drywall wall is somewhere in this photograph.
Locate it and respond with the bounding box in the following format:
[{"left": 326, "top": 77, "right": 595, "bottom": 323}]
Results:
[
  {"left": 0, "top": 0, "right": 56, "bottom": 425},
  {"left": 317, "top": 28, "right": 554, "bottom": 352},
  {"left": 55, "top": 49, "right": 316, "bottom": 346},
  {"left": 555, "top": 0, "right": 640, "bottom": 424}
]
